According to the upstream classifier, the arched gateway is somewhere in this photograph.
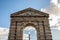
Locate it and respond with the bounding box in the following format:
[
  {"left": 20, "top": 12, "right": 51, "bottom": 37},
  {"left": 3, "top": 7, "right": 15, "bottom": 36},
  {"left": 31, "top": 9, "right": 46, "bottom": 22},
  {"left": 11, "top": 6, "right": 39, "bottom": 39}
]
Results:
[{"left": 8, "top": 8, "right": 52, "bottom": 40}]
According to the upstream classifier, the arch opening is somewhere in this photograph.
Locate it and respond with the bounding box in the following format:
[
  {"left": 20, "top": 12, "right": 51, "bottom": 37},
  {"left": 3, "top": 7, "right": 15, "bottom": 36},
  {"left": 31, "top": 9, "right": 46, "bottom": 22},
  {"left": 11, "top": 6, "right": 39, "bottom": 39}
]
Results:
[{"left": 23, "top": 26, "right": 37, "bottom": 40}]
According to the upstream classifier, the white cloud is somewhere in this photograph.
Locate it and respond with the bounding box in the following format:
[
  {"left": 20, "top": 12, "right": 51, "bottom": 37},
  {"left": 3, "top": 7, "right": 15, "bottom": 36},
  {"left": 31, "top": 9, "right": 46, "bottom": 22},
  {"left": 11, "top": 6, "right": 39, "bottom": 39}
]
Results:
[
  {"left": 24, "top": 26, "right": 36, "bottom": 31},
  {"left": 41, "top": 0, "right": 60, "bottom": 16},
  {"left": 0, "top": 27, "right": 9, "bottom": 40},
  {"left": 49, "top": 14, "right": 60, "bottom": 30},
  {"left": 51, "top": 0, "right": 58, "bottom": 5},
  {"left": 41, "top": 0, "right": 60, "bottom": 30},
  {"left": 23, "top": 26, "right": 37, "bottom": 33},
  {"left": 23, "top": 34, "right": 29, "bottom": 40}
]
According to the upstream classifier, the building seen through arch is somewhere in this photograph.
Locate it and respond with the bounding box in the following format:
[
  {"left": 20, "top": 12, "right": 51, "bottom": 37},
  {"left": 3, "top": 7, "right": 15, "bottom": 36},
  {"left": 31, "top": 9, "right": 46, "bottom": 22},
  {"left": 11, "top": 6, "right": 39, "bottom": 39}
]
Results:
[{"left": 8, "top": 8, "right": 52, "bottom": 40}]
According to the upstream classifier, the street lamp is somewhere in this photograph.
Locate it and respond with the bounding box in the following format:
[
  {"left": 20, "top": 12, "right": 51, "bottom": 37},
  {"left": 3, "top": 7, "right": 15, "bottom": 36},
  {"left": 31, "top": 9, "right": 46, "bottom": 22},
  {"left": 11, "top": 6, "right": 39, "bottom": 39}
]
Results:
[{"left": 28, "top": 32, "right": 30, "bottom": 40}]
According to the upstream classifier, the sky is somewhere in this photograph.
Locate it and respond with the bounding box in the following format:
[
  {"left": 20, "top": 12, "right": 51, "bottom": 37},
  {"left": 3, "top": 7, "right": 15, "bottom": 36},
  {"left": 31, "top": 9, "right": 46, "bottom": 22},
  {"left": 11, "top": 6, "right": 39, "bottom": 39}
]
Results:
[
  {"left": 0, "top": 0, "right": 60, "bottom": 40},
  {"left": 0, "top": 0, "right": 50, "bottom": 27},
  {"left": 23, "top": 26, "right": 37, "bottom": 40}
]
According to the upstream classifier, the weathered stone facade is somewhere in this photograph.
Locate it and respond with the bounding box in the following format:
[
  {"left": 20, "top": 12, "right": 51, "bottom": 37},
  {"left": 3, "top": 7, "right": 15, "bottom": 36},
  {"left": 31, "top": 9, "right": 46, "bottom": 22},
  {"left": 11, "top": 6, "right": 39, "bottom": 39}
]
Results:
[{"left": 8, "top": 8, "right": 52, "bottom": 40}]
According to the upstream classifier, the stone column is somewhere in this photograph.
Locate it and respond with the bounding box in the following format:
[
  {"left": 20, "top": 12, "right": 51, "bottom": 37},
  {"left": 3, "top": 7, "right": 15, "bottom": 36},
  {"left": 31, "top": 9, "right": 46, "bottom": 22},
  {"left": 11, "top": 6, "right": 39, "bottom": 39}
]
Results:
[
  {"left": 16, "top": 22, "right": 23, "bottom": 40},
  {"left": 8, "top": 21, "right": 17, "bottom": 40},
  {"left": 44, "top": 20, "right": 52, "bottom": 40},
  {"left": 36, "top": 22, "right": 41, "bottom": 40},
  {"left": 39, "top": 22, "right": 45, "bottom": 40}
]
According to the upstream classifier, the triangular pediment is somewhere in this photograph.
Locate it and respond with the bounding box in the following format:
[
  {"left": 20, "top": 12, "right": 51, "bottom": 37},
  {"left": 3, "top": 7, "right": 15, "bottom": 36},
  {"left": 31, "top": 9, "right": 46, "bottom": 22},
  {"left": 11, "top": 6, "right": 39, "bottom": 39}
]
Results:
[{"left": 11, "top": 8, "right": 49, "bottom": 17}]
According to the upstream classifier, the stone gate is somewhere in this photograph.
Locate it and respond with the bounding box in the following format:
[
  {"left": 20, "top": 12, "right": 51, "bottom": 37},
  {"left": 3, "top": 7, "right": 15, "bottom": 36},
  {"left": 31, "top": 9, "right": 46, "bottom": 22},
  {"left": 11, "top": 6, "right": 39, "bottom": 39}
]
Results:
[{"left": 8, "top": 8, "right": 52, "bottom": 40}]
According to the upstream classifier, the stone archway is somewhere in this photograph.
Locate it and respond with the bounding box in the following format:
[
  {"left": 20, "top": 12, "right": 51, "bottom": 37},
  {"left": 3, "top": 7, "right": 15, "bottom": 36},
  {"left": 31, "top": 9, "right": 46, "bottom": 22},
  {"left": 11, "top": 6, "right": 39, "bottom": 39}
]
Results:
[
  {"left": 8, "top": 8, "right": 52, "bottom": 40},
  {"left": 22, "top": 23, "right": 39, "bottom": 40},
  {"left": 23, "top": 26, "right": 37, "bottom": 40}
]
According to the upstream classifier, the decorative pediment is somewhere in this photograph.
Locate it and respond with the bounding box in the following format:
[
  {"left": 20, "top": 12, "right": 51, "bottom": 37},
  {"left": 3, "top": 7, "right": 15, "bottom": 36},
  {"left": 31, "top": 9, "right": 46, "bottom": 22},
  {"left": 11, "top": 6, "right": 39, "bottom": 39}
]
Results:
[{"left": 11, "top": 8, "right": 49, "bottom": 17}]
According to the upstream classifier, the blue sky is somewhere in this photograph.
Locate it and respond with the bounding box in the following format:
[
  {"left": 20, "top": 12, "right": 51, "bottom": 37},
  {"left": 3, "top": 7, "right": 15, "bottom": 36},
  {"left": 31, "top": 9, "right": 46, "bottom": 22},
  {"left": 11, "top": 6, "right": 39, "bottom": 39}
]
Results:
[
  {"left": 0, "top": 0, "right": 60, "bottom": 40},
  {"left": 0, "top": 0, "right": 50, "bottom": 28}
]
